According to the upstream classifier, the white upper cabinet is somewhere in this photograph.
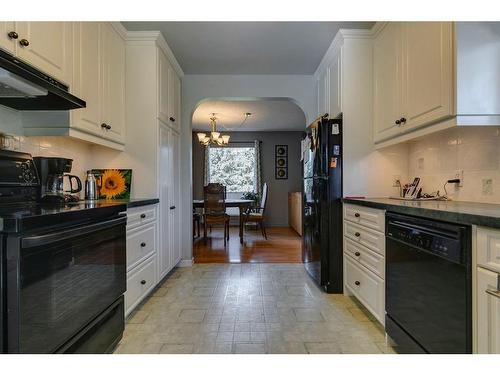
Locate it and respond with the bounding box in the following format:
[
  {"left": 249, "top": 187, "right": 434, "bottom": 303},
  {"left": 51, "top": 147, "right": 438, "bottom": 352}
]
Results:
[
  {"left": 373, "top": 22, "right": 455, "bottom": 145},
  {"left": 373, "top": 22, "right": 403, "bottom": 143},
  {"left": 317, "top": 68, "right": 329, "bottom": 116},
  {"left": 0, "top": 22, "right": 16, "bottom": 54},
  {"left": 71, "top": 22, "right": 102, "bottom": 136},
  {"left": 328, "top": 47, "right": 342, "bottom": 118},
  {"left": 402, "top": 22, "right": 454, "bottom": 132},
  {"left": 158, "top": 48, "right": 181, "bottom": 133},
  {"left": 15, "top": 22, "right": 73, "bottom": 85},
  {"left": 101, "top": 23, "right": 126, "bottom": 144}
]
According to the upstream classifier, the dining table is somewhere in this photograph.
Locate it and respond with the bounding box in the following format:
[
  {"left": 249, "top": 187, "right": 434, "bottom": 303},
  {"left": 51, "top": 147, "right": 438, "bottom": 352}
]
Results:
[{"left": 193, "top": 199, "right": 254, "bottom": 243}]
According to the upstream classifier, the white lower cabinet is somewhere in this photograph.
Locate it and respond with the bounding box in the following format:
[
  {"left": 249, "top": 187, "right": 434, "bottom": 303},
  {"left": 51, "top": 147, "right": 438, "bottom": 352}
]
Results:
[
  {"left": 125, "top": 204, "right": 159, "bottom": 317},
  {"left": 343, "top": 203, "right": 386, "bottom": 325},
  {"left": 476, "top": 267, "right": 500, "bottom": 354}
]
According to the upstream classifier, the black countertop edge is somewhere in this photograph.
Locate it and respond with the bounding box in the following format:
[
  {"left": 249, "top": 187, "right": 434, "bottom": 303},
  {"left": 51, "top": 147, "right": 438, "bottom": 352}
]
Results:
[
  {"left": 342, "top": 198, "right": 500, "bottom": 229},
  {"left": 117, "top": 198, "right": 159, "bottom": 208}
]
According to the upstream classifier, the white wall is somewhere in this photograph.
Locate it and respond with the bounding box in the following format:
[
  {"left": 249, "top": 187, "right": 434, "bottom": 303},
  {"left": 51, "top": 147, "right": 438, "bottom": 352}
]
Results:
[{"left": 180, "top": 74, "right": 317, "bottom": 260}]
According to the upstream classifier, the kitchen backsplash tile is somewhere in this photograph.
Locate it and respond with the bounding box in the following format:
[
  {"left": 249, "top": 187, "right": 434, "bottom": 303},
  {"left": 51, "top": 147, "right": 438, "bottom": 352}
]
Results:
[
  {"left": 2, "top": 134, "right": 94, "bottom": 194},
  {"left": 408, "top": 126, "right": 500, "bottom": 203}
]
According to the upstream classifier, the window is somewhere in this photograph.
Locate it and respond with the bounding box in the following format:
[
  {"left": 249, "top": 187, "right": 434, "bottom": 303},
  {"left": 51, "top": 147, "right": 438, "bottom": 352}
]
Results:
[{"left": 208, "top": 146, "right": 256, "bottom": 193}]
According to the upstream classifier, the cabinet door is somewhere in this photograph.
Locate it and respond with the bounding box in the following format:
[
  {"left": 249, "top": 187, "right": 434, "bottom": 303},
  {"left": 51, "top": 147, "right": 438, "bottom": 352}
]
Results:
[
  {"left": 71, "top": 22, "right": 103, "bottom": 137},
  {"left": 0, "top": 22, "right": 16, "bottom": 54},
  {"left": 317, "top": 68, "right": 329, "bottom": 116},
  {"left": 159, "top": 122, "right": 173, "bottom": 279},
  {"left": 402, "top": 22, "right": 454, "bottom": 132},
  {"left": 477, "top": 267, "right": 500, "bottom": 354},
  {"left": 168, "top": 71, "right": 181, "bottom": 132},
  {"left": 169, "top": 130, "right": 181, "bottom": 266},
  {"left": 328, "top": 47, "right": 342, "bottom": 118},
  {"left": 157, "top": 49, "right": 171, "bottom": 124},
  {"left": 101, "top": 23, "right": 125, "bottom": 144},
  {"left": 373, "top": 22, "right": 403, "bottom": 143},
  {"left": 15, "top": 22, "right": 72, "bottom": 85}
]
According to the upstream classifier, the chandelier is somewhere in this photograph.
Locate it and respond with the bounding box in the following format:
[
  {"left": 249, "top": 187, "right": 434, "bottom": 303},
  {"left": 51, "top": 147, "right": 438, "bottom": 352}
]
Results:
[{"left": 197, "top": 115, "right": 230, "bottom": 146}]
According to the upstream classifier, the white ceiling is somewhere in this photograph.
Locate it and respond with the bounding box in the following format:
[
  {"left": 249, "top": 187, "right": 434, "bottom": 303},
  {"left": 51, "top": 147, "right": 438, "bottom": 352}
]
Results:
[
  {"left": 192, "top": 99, "right": 306, "bottom": 132},
  {"left": 121, "top": 22, "right": 374, "bottom": 74}
]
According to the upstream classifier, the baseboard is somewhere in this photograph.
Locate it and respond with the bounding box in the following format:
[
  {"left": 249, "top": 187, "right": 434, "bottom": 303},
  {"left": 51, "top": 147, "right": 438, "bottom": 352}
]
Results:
[{"left": 177, "top": 258, "right": 193, "bottom": 267}]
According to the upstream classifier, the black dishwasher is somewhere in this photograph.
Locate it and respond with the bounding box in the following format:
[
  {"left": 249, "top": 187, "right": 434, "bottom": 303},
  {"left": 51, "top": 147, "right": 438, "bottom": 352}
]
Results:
[{"left": 385, "top": 212, "right": 471, "bottom": 354}]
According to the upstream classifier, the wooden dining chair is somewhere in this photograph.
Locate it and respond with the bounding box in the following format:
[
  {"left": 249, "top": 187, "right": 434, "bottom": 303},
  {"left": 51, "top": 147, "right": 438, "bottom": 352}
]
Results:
[
  {"left": 193, "top": 210, "right": 201, "bottom": 238},
  {"left": 203, "top": 183, "right": 230, "bottom": 246},
  {"left": 242, "top": 182, "right": 269, "bottom": 240}
]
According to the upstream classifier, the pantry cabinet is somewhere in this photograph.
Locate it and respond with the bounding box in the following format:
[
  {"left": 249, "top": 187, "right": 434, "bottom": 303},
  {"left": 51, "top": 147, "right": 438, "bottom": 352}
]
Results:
[
  {"left": 328, "top": 47, "right": 342, "bottom": 118},
  {"left": 0, "top": 22, "right": 73, "bottom": 85},
  {"left": 373, "top": 22, "right": 454, "bottom": 144},
  {"left": 158, "top": 49, "right": 181, "bottom": 133},
  {"left": 317, "top": 68, "right": 329, "bottom": 116}
]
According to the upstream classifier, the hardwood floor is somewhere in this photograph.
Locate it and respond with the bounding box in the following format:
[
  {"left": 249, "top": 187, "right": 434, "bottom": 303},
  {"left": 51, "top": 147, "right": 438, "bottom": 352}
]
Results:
[{"left": 193, "top": 226, "right": 302, "bottom": 263}]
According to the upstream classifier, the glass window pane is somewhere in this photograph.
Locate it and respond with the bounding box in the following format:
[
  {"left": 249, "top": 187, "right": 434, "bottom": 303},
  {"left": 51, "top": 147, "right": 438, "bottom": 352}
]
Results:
[{"left": 208, "top": 147, "right": 256, "bottom": 193}]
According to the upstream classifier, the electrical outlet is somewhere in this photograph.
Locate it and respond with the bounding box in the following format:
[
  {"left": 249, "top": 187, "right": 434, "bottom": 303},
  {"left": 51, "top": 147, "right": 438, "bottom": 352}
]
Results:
[
  {"left": 482, "top": 179, "right": 493, "bottom": 195},
  {"left": 455, "top": 169, "right": 464, "bottom": 187},
  {"left": 392, "top": 175, "right": 401, "bottom": 187}
]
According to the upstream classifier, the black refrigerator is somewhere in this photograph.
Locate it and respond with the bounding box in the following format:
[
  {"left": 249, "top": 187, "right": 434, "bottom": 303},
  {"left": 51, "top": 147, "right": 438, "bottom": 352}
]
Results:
[{"left": 302, "top": 115, "right": 343, "bottom": 293}]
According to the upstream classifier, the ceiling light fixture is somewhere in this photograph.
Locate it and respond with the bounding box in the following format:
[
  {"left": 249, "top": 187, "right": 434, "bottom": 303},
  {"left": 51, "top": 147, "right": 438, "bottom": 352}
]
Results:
[{"left": 197, "top": 114, "right": 230, "bottom": 146}]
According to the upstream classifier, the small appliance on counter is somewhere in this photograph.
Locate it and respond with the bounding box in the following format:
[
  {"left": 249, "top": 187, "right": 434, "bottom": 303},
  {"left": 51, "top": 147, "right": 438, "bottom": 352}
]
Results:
[
  {"left": 0, "top": 149, "right": 126, "bottom": 354},
  {"left": 85, "top": 170, "right": 99, "bottom": 201},
  {"left": 34, "top": 156, "right": 82, "bottom": 203}
]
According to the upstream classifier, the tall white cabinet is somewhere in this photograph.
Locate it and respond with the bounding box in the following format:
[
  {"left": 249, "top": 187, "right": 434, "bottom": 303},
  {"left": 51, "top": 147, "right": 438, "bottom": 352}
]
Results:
[{"left": 125, "top": 31, "right": 183, "bottom": 287}]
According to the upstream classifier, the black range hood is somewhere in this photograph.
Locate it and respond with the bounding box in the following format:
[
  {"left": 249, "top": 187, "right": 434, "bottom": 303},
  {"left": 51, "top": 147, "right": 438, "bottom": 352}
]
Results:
[{"left": 0, "top": 49, "right": 86, "bottom": 110}]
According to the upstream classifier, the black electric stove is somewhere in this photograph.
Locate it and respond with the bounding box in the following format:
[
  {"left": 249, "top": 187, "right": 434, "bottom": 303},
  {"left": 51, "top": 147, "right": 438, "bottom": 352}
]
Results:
[{"left": 0, "top": 149, "right": 127, "bottom": 354}]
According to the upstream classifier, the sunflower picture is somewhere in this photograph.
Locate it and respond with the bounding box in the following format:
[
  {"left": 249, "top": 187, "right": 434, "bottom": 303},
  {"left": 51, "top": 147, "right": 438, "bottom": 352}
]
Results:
[{"left": 92, "top": 169, "right": 132, "bottom": 200}]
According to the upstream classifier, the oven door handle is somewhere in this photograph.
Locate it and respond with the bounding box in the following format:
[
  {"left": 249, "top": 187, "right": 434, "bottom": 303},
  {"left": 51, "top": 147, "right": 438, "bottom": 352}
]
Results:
[{"left": 22, "top": 216, "right": 126, "bottom": 248}]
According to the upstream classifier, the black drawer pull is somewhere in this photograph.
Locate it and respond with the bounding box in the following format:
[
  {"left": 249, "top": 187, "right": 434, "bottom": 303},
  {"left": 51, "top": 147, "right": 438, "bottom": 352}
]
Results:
[
  {"left": 355, "top": 281, "right": 360, "bottom": 286},
  {"left": 354, "top": 213, "right": 360, "bottom": 218},
  {"left": 140, "top": 242, "right": 146, "bottom": 247},
  {"left": 354, "top": 232, "right": 361, "bottom": 237},
  {"left": 8, "top": 31, "right": 18, "bottom": 39},
  {"left": 169, "top": 116, "right": 175, "bottom": 122},
  {"left": 354, "top": 251, "right": 361, "bottom": 257},
  {"left": 170, "top": 205, "right": 176, "bottom": 210},
  {"left": 19, "top": 38, "right": 29, "bottom": 47},
  {"left": 140, "top": 213, "right": 146, "bottom": 219},
  {"left": 140, "top": 280, "right": 146, "bottom": 285}
]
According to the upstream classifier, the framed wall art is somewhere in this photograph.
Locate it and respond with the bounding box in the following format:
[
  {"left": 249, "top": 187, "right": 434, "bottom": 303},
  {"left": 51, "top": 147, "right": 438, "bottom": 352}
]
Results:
[{"left": 275, "top": 145, "right": 288, "bottom": 180}]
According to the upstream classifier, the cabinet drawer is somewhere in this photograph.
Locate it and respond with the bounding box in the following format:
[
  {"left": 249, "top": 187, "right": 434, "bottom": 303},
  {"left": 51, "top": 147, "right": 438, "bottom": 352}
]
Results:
[
  {"left": 127, "top": 223, "right": 156, "bottom": 270},
  {"left": 344, "top": 204, "right": 385, "bottom": 232},
  {"left": 344, "top": 256, "right": 385, "bottom": 324},
  {"left": 127, "top": 205, "right": 157, "bottom": 229},
  {"left": 125, "top": 255, "right": 157, "bottom": 316},
  {"left": 344, "top": 221, "right": 385, "bottom": 255},
  {"left": 344, "top": 237, "right": 385, "bottom": 279},
  {"left": 477, "top": 227, "right": 500, "bottom": 273}
]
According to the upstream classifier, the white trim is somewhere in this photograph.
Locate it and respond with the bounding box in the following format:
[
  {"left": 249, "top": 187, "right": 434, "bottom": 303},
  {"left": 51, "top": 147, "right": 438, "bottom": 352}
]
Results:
[
  {"left": 110, "top": 22, "right": 128, "bottom": 40},
  {"left": 125, "top": 30, "right": 184, "bottom": 78},
  {"left": 177, "top": 258, "right": 193, "bottom": 267}
]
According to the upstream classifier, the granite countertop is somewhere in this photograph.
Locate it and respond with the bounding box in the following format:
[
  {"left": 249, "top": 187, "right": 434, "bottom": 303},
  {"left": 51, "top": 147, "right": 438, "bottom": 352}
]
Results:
[{"left": 342, "top": 197, "right": 500, "bottom": 229}]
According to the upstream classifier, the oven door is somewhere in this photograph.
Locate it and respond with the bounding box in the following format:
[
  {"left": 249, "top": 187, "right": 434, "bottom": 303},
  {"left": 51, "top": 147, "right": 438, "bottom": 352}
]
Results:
[{"left": 6, "top": 215, "right": 126, "bottom": 353}]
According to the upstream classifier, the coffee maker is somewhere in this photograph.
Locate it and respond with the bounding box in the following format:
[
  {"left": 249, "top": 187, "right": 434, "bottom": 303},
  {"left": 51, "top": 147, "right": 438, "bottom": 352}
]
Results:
[{"left": 33, "top": 157, "right": 82, "bottom": 203}]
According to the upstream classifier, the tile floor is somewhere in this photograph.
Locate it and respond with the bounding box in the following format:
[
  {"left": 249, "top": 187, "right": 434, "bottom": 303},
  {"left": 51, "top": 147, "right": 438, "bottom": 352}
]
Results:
[{"left": 114, "top": 263, "right": 397, "bottom": 354}]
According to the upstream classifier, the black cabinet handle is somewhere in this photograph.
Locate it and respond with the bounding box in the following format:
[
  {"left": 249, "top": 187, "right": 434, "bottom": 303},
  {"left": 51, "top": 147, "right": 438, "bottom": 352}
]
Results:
[
  {"left": 8, "top": 31, "right": 18, "bottom": 39},
  {"left": 140, "top": 213, "right": 146, "bottom": 218},
  {"left": 354, "top": 232, "right": 361, "bottom": 237},
  {"left": 355, "top": 281, "right": 360, "bottom": 286},
  {"left": 140, "top": 280, "right": 146, "bottom": 285},
  {"left": 140, "top": 242, "right": 146, "bottom": 247},
  {"left": 19, "top": 39, "right": 29, "bottom": 47},
  {"left": 354, "top": 213, "right": 360, "bottom": 218},
  {"left": 170, "top": 206, "right": 176, "bottom": 210},
  {"left": 169, "top": 117, "right": 175, "bottom": 122},
  {"left": 101, "top": 123, "right": 108, "bottom": 129},
  {"left": 395, "top": 119, "right": 401, "bottom": 125},
  {"left": 354, "top": 251, "right": 361, "bottom": 257},
  {"left": 106, "top": 124, "right": 112, "bottom": 130},
  {"left": 400, "top": 117, "right": 407, "bottom": 124}
]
